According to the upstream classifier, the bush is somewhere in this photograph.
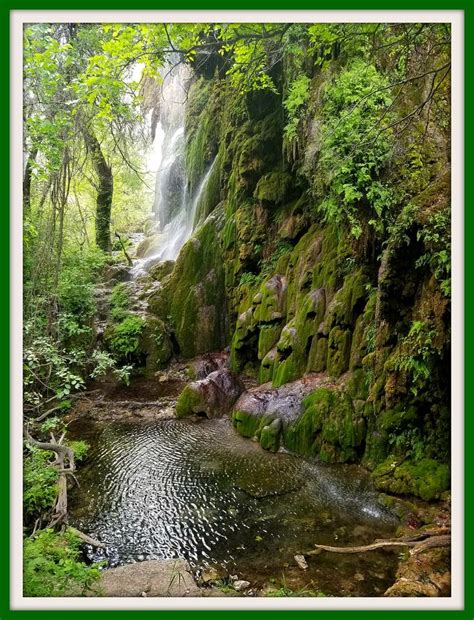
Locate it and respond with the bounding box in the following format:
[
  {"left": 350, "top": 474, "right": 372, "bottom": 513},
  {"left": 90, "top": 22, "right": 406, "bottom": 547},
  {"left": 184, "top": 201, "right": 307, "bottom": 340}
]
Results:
[
  {"left": 318, "top": 60, "right": 395, "bottom": 238},
  {"left": 24, "top": 529, "right": 102, "bottom": 597},
  {"left": 105, "top": 314, "right": 145, "bottom": 358},
  {"left": 109, "top": 282, "right": 132, "bottom": 321},
  {"left": 23, "top": 445, "right": 58, "bottom": 520}
]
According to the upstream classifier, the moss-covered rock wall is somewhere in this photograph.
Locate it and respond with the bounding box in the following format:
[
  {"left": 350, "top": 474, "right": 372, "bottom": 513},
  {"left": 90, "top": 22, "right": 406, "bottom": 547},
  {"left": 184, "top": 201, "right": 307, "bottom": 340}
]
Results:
[{"left": 145, "top": 45, "right": 451, "bottom": 497}]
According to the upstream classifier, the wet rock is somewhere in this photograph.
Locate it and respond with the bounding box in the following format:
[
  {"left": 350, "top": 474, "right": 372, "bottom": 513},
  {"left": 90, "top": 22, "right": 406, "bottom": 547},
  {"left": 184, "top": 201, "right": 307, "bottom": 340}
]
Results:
[
  {"left": 191, "top": 351, "right": 229, "bottom": 380},
  {"left": 176, "top": 369, "right": 245, "bottom": 418},
  {"left": 147, "top": 260, "right": 175, "bottom": 281},
  {"left": 104, "top": 264, "right": 133, "bottom": 283},
  {"left": 232, "top": 373, "right": 333, "bottom": 440},
  {"left": 233, "top": 580, "right": 251, "bottom": 591},
  {"left": 136, "top": 233, "right": 163, "bottom": 258}
]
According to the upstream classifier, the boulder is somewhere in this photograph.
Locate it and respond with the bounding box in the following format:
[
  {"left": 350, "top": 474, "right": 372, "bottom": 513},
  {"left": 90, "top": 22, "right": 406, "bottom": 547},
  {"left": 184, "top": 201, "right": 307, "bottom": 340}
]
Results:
[
  {"left": 176, "top": 369, "right": 245, "bottom": 418},
  {"left": 99, "top": 559, "right": 201, "bottom": 597}
]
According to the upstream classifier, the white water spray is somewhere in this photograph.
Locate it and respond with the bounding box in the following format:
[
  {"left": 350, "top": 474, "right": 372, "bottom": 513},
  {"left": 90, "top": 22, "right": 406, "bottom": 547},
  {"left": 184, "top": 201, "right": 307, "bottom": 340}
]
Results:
[{"left": 131, "top": 60, "right": 218, "bottom": 278}]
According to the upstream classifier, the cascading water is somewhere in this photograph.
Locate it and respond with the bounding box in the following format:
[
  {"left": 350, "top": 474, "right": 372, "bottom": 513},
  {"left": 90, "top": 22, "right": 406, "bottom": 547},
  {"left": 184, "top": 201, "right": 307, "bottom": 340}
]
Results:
[{"left": 131, "top": 60, "right": 216, "bottom": 276}]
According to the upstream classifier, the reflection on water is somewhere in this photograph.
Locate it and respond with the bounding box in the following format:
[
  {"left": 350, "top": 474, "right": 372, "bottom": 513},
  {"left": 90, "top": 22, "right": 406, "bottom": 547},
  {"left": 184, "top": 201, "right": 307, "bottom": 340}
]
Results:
[{"left": 69, "top": 417, "right": 399, "bottom": 596}]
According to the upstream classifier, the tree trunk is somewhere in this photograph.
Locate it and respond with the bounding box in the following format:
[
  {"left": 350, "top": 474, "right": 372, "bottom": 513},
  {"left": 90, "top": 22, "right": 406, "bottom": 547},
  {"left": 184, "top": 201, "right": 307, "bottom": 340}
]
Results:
[
  {"left": 83, "top": 128, "right": 113, "bottom": 252},
  {"left": 23, "top": 147, "right": 38, "bottom": 213}
]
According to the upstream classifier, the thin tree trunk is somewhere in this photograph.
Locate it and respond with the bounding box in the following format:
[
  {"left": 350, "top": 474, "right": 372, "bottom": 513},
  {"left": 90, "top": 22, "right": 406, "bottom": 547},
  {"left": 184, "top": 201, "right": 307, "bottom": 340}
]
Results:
[
  {"left": 83, "top": 127, "right": 113, "bottom": 252},
  {"left": 23, "top": 147, "right": 38, "bottom": 213}
]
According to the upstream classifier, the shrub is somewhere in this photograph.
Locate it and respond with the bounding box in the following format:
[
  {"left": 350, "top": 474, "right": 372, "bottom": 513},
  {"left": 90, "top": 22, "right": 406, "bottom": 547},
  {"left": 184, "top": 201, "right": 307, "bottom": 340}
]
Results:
[
  {"left": 318, "top": 60, "right": 395, "bottom": 238},
  {"left": 23, "top": 529, "right": 102, "bottom": 597},
  {"left": 106, "top": 314, "right": 145, "bottom": 358},
  {"left": 23, "top": 445, "right": 58, "bottom": 520}
]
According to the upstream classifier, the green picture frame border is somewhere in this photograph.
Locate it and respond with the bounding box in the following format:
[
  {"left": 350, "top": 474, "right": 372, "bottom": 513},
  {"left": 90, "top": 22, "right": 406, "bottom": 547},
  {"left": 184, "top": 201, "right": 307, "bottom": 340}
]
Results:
[{"left": 2, "top": 2, "right": 471, "bottom": 617}]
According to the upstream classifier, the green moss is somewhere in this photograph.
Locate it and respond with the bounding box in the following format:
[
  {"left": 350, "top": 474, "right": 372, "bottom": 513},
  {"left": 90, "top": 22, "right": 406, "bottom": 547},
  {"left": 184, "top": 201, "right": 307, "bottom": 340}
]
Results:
[
  {"left": 283, "top": 387, "right": 365, "bottom": 463},
  {"left": 253, "top": 275, "right": 287, "bottom": 323},
  {"left": 258, "top": 324, "right": 282, "bottom": 360},
  {"left": 158, "top": 217, "right": 228, "bottom": 358},
  {"left": 140, "top": 316, "right": 173, "bottom": 373},
  {"left": 222, "top": 215, "right": 237, "bottom": 250},
  {"left": 148, "top": 260, "right": 175, "bottom": 281},
  {"left": 185, "top": 78, "right": 220, "bottom": 193},
  {"left": 345, "top": 368, "right": 369, "bottom": 400},
  {"left": 372, "top": 457, "right": 450, "bottom": 501},
  {"left": 222, "top": 109, "right": 283, "bottom": 196},
  {"left": 230, "top": 308, "right": 257, "bottom": 372},
  {"left": 260, "top": 418, "right": 282, "bottom": 452},
  {"left": 254, "top": 171, "right": 292, "bottom": 205},
  {"left": 175, "top": 385, "right": 203, "bottom": 418},
  {"left": 104, "top": 314, "right": 145, "bottom": 358},
  {"left": 109, "top": 282, "right": 132, "bottom": 321},
  {"left": 259, "top": 348, "right": 277, "bottom": 383},
  {"left": 232, "top": 410, "right": 275, "bottom": 439},
  {"left": 322, "top": 271, "right": 368, "bottom": 335},
  {"left": 327, "top": 328, "right": 352, "bottom": 377},
  {"left": 272, "top": 353, "right": 306, "bottom": 388},
  {"left": 307, "top": 337, "right": 328, "bottom": 373},
  {"left": 194, "top": 153, "right": 222, "bottom": 225},
  {"left": 378, "top": 406, "right": 418, "bottom": 434}
]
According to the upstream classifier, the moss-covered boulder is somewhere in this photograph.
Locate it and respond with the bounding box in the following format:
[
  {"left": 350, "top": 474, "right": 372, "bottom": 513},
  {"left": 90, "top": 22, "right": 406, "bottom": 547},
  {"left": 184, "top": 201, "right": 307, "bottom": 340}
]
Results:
[
  {"left": 307, "top": 336, "right": 328, "bottom": 372},
  {"left": 148, "top": 215, "right": 228, "bottom": 359},
  {"left": 175, "top": 369, "right": 244, "bottom": 418},
  {"left": 372, "top": 457, "right": 450, "bottom": 501},
  {"left": 259, "top": 418, "right": 282, "bottom": 452},
  {"left": 253, "top": 275, "right": 287, "bottom": 323},
  {"left": 284, "top": 387, "right": 366, "bottom": 463},
  {"left": 253, "top": 171, "right": 292, "bottom": 205},
  {"left": 140, "top": 316, "right": 173, "bottom": 373},
  {"left": 136, "top": 234, "right": 163, "bottom": 258},
  {"left": 232, "top": 409, "right": 276, "bottom": 439},
  {"left": 148, "top": 260, "right": 175, "bottom": 281},
  {"left": 271, "top": 288, "right": 327, "bottom": 387},
  {"left": 259, "top": 348, "right": 278, "bottom": 384}
]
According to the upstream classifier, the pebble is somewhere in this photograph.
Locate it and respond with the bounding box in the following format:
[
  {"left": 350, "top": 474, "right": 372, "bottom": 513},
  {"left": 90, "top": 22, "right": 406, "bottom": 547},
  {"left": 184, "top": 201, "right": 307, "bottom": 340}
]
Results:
[
  {"left": 294, "top": 554, "right": 308, "bottom": 570},
  {"left": 201, "top": 568, "right": 220, "bottom": 583},
  {"left": 233, "top": 580, "right": 251, "bottom": 591}
]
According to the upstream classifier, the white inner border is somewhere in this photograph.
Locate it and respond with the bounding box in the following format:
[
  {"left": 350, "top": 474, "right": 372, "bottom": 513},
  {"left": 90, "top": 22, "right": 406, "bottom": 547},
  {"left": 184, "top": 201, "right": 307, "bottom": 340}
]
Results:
[{"left": 10, "top": 9, "right": 464, "bottom": 611}]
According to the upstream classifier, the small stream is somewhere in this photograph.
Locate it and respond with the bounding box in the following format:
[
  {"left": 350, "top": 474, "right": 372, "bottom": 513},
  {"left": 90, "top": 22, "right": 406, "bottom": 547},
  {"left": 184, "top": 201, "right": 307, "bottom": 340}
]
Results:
[{"left": 69, "top": 415, "right": 399, "bottom": 596}]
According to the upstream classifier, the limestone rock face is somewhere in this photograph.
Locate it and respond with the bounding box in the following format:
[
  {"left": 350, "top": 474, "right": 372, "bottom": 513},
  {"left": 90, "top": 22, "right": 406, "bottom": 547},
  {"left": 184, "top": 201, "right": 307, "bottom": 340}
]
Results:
[{"left": 176, "top": 368, "right": 245, "bottom": 418}]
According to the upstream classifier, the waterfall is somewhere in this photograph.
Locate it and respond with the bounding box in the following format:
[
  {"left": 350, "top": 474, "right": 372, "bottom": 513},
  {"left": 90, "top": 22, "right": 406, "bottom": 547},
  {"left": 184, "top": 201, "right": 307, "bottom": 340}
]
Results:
[
  {"left": 132, "top": 59, "right": 216, "bottom": 275},
  {"left": 157, "top": 157, "right": 217, "bottom": 262}
]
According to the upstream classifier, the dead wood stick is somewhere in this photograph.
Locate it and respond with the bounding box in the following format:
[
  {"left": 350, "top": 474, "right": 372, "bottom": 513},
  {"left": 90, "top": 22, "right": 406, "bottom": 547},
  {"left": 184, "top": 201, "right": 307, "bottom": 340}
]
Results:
[
  {"left": 115, "top": 232, "right": 133, "bottom": 266},
  {"left": 307, "top": 534, "right": 451, "bottom": 556},
  {"left": 68, "top": 527, "right": 106, "bottom": 549}
]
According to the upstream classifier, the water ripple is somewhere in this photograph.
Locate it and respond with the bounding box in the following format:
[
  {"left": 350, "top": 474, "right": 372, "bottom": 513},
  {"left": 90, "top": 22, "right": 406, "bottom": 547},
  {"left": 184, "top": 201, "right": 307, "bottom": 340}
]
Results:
[{"left": 69, "top": 417, "right": 396, "bottom": 572}]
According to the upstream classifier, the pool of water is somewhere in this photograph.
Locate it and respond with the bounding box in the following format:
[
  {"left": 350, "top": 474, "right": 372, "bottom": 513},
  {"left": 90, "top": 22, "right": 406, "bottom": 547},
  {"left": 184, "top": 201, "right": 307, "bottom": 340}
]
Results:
[{"left": 69, "top": 417, "right": 399, "bottom": 596}]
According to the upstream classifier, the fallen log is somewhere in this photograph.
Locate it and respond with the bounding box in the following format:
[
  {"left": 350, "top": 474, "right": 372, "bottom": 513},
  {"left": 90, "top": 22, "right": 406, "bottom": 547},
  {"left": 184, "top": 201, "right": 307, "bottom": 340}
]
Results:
[{"left": 307, "top": 533, "right": 451, "bottom": 556}]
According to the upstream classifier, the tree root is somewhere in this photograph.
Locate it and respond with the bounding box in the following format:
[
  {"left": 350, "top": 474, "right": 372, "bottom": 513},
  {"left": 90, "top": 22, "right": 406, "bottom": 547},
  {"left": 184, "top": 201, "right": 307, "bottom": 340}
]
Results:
[{"left": 25, "top": 429, "right": 75, "bottom": 528}]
